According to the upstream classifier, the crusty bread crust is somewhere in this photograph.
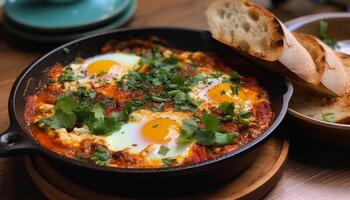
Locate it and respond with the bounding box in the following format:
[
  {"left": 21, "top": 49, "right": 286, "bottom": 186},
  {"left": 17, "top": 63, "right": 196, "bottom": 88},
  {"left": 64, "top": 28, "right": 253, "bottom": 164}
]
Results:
[
  {"left": 294, "top": 32, "right": 349, "bottom": 96},
  {"left": 289, "top": 52, "right": 350, "bottom": 123},
  {"left": 206, "top": 0, "right": 284, "bottom": 61},
  {"left": 318, "top": 39, "right": 349, "bottom": 96},
  {"left": 206, "top": 0, "right": 319, "bottom": 85},
  {"left": 277, "top": 22, "right": 319, "bottom": 84}
]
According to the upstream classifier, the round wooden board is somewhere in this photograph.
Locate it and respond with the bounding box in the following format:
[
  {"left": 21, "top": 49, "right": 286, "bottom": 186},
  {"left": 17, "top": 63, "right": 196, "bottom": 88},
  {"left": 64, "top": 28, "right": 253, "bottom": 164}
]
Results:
[{"left": 24, "top": 136, "right": 288, "bottom": 200}]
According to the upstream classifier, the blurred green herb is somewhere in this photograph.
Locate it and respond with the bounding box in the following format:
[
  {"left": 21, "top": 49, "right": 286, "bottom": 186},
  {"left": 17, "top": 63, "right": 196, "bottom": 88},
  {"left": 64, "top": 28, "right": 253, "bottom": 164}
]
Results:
[
  {"left": 321, "top": 112, "right": 336, "bottom": 123},
  {"left": 319, "top": 20, "right": 339, "bottom": 49}
]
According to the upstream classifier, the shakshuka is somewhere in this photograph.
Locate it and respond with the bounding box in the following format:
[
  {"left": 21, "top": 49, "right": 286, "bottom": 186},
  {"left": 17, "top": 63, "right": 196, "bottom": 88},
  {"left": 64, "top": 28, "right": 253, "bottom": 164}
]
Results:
[{"left": 24, "top": 39, "right": 274, "bottom": 168}]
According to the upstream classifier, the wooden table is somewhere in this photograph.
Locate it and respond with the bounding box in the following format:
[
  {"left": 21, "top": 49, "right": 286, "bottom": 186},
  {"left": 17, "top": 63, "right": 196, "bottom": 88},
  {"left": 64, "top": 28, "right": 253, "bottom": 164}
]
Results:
[{"left": 0, "top": 0, "right": 349, "bottom": 199}]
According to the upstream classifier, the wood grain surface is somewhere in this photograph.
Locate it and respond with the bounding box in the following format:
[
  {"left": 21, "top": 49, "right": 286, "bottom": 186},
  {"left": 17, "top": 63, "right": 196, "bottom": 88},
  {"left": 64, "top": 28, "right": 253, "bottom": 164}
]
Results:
[
  {"left": 0, "top": 0, "right": 349, "bottom": 200},
  {"left": 23, "top": 137, "right": 288, "bottom": 200}
]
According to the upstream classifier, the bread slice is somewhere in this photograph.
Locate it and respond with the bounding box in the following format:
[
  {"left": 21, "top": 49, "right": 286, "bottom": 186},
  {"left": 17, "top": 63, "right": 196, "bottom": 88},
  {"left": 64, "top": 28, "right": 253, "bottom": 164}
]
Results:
[
  {"left": 294, "top": 32, "right": 349, "bottom": 96},
  {"left": 337, "top": 52, "right": 350, "bottom": 77},
  {"left": 206, "top": 0, "right": 319, "bottom": 85},
  {"left": 290, "top": 52, "right": 350, "bottom": 124}
]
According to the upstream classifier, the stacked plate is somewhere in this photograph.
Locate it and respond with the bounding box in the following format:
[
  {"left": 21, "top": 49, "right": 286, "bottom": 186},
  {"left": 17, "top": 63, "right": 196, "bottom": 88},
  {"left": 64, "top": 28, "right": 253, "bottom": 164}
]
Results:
[{"left": 2, "top": 0, "right": 137, "bottom": 43}]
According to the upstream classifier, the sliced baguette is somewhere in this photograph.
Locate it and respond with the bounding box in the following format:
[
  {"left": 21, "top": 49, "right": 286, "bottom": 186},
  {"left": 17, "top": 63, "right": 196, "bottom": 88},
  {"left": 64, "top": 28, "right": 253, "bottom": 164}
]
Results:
[
  {"left": 293, "top": 32, "right": 349, "bottom": 96},
  {"left": 206, "top": 0, "right": 319, "bottom": 84},
  {"left": 337, "top": 52, "right": 350, "bottom": 77},
  {"left": 290, "top": 52, "right": 350, "bottom": 124}
]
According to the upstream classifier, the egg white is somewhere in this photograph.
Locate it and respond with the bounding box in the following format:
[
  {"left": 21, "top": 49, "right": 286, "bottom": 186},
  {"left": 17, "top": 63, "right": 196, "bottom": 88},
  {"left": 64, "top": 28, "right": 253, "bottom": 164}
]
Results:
[
  {"left": 189, "top": 73, "right": 253, "bottom": 112},
  {"left": 105, "top": 110, "right": 194, "bottom": 166},
  {"left": 71, "top": 53, "right": 140, "bottom": 83}
]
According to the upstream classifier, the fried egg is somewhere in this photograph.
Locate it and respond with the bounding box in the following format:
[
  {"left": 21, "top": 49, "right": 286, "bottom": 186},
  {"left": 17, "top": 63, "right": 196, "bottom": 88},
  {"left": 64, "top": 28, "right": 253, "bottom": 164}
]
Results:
[
  {"left": 189, "top": 74, "right": 258, "bottom": 111},
  {"left": 71, "top": 53, "right": 140, "bottom": 82},
  {"left": 105, "top": 110, "right": 194, "bottom": 167}
]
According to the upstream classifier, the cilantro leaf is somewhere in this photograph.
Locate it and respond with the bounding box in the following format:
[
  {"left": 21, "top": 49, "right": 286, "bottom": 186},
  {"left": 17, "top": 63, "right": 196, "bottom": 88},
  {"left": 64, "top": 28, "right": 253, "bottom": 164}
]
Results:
[
  {"left": 218, "top": 102, "right": 235, "bottom": 115},
  {"left": 230, "top": 71, "right": 241, "bottom": 83},
  {"left": 162, "top": 158, "right": 177, "bottom": 167},
  {"left": 40, "top": 96, "right": 126, "bottom": 135},
  {"left": 200, "top": 114, "right": 220, "bottom": 132},
  {"left": 168, "top": 90, "right": 187, "bottom": 104},
  {"left": 177, "top": 129, "right": 195, "bottom": 144},
  {"left": 181, "top": 119, "right": 198, "bottom": 134},
  {"left": 158, "top": 146, "right": 170, "bottom": 156},
  {"left": 86, "top": 117, "right": 122, "bottom": 136},
  {"left": 195, "top": 129, "right": 215, "bottom": 146},
  {"left": 213, "top": 132, "right": 238, "bottom": 146},
  {"left": 91, "top": 148, "right": 111, "bottom": 166},
  {"left": 196, "top": 130, "right": 238, "bottom": 146},
  {"left": 92, "top": 103, "right": 105, "bottom": 119},
  {"left": 40, "top": 108, "right": 77, "bottom": 129},
  {"left": 110, "top": 110, "right": 129, "bottom": 122},
  {"left": 177, "top": 119, "right": 197, "bottom": 144},
  {"left": 55, "top": 96, "right": 79, "bottom": 114},
  {"left": 39, "top": 96, "right": 79, "bottom": 129}
]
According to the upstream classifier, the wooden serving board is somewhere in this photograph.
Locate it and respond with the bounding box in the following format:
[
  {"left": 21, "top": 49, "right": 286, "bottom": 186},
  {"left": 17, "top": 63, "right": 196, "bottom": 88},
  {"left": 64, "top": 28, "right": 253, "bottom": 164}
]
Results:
[{"left": 24, "top": 136, "right": 288, "bottom": 200}]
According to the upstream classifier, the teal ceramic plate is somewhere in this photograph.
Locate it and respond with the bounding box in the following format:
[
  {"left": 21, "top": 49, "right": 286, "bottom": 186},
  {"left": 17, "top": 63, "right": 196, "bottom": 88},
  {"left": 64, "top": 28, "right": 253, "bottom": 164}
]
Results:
[
  {"left": 2, "top": 0, "right": 137, "bottom": 43},
  {"left": 4, "top": 0, "right": 130, "bottom": 32}
]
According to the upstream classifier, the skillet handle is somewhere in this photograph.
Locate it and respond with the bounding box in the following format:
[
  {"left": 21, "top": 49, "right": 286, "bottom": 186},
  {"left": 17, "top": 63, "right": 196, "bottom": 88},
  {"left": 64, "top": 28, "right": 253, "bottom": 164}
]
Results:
[{"left": 0, "top": 126, "right": 37, "bottom": 156}]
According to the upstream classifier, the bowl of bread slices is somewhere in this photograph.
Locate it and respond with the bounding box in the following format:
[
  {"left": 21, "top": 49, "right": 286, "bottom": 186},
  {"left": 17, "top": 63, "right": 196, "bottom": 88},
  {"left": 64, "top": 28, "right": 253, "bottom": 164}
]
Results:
[{"left": 206, "top": 0, "right": 350, "bottom": 146}]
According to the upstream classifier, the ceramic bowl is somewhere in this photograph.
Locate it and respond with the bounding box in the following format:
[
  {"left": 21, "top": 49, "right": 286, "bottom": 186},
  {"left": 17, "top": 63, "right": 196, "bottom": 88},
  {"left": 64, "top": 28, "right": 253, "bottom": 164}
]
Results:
[{"left": 286, "top": 12, "right": 350, "bottom": 147}]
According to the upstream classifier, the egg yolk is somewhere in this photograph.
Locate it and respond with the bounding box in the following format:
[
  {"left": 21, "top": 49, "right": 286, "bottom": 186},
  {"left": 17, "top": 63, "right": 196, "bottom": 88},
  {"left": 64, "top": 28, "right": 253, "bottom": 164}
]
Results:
[
  {"left": 208, "top": 83, "right": 237, "bottom": 103},
  {"left": 86, "top": 60, "right": 118, "bottom": 76},
  {"left": 141, "top": 118, "right": 180, "bottom": 144}
]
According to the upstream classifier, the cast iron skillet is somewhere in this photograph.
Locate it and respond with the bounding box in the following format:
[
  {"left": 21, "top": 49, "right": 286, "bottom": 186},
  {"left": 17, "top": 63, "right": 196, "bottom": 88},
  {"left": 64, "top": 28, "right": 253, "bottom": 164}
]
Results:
[{"left": 0, "top": 28, "right": 292, "bottom": 196}]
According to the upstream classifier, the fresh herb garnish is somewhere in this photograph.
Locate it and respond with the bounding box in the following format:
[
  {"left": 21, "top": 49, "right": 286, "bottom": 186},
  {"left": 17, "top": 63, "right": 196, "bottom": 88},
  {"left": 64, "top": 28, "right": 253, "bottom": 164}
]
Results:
[
  {"left": 196, "top": 130, "right": 238, "bottom": 146},
  {"left": 60, "top": 67, "right": 75, "bottom": 82},
  {"left": 63, "top": 48, "right": 70, "bottom": 54},
  {"left": 230, "top": 71, "right": 241, "bottom": 83},
  {"left": 177, "top": 119, "right": 197, "bottom": 144},
  {"left": 200, "top": 113, "right": 220, "bottom": 132},
  {"left": 238, "top": 109, "right": 250, "bottom": 126},
  {"left": 158, "top": 146, "right": 170, "bottom": 156},
  {"left": 39, "top": 96, "right": 79, "bottom": 129},
  {"left": 321, "top": 112, "right": 336, "bottom": 123},
  {"left": 319, "top": 20, "right": 338, "bottom": 49},
  {"left": 162, "top": 158, "right": 177, "bottom": 167},
  {"left": 91, "top": 148, "right": 111, "bottom": 166},
  {"left": 219, "top": 102, "right": 235, "bottom": 115},
  {"left": 39, "top": 96, "right": 128, "bottom": 135},
  {"left": 177, "top": 114, "right": 237, "bottom": 146},
  {"left": 75, "top": 87, "right": 96, "bottom": 101},
  {"left": 44, "top": 78, "right": 55, "bottom": 87}
]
